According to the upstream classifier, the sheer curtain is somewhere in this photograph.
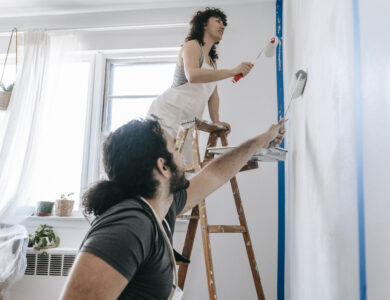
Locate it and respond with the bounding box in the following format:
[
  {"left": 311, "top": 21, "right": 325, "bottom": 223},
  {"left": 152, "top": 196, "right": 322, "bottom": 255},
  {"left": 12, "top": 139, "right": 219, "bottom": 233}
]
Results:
[{"left": 0, "top": 30, "right": 87, "bottom": 224}]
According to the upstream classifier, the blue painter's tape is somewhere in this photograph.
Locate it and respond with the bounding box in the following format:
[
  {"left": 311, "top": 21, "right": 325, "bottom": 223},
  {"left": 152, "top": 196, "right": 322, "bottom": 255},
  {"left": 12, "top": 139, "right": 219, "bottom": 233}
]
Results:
[
  {"left": 352, "top": 0, "right": 367, "bottom": 299},
  {"left": 275, "top": 1, "right": 285, "bottom": 300}
]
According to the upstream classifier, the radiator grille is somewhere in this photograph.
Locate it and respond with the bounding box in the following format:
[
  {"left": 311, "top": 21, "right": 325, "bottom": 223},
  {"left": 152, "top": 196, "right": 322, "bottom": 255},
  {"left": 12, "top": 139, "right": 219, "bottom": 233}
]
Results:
[
  {"left": 25, "top": 254, "right": 36, "bottom": 275},
  {"left": 25, "top": 253, "right": 76, "bottom": 276},
  {"left": 63, "top": 255, "right": 76, "bottom": 276}
]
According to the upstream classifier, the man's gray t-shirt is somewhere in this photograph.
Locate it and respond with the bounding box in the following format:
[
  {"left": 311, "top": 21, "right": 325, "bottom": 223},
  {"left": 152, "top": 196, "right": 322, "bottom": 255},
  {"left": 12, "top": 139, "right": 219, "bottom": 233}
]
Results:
[{"left": 79, "top": 190, "right": 187, "bottom": 300}]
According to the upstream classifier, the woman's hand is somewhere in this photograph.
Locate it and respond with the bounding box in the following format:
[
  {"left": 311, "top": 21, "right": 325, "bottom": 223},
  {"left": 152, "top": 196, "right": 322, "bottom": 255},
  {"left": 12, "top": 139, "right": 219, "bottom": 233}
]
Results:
[
  {"left": 215, "top": 121, "right": 231, "bottom": 135},
  {"left": 232, "top": 62, "right": 254, "bottom": 77}
]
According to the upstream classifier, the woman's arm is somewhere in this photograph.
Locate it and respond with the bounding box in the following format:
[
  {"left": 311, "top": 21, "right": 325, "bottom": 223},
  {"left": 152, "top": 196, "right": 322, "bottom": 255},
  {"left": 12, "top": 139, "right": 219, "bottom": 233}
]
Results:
[
  {"left": 208, "top": 87, "right": 231, "bottom": 134},
  {"left": 182, "top": 40, "right": 253, "bottom": 83},
  {"left": 208, "top": 87, "right": 220, "bottom": 123}
]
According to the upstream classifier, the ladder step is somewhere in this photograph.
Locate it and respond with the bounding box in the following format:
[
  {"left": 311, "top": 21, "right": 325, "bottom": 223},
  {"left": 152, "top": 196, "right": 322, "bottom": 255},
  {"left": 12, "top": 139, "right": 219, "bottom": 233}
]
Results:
[
  {"left": 177, "top": 214, "right": 199, "bottom": 220},
  {"left": 185, "top": 160, "right": 258, "bottom": 173},
  {"left": 239, "top": 160, "right": 259, "bottom": 172},
  {"left": 180, "top": 118, "right": 227, "bottom": 133},
  {"left": 207, "top": 225, "right": 247, "bottom": 233},
  {"left": 184, "top": 165, "right": 196, "bottom": 173}
]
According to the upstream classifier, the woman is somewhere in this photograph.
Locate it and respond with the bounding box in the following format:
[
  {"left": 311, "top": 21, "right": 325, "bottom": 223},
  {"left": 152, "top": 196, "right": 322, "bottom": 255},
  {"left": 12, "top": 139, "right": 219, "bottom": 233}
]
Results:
[{"left": 146, "top": 7, "right": 253, "bottom": 139}]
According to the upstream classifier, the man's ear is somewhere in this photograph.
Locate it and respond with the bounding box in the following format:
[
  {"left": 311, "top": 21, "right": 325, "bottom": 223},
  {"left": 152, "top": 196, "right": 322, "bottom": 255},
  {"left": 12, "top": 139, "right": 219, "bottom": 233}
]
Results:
[{"left": 155, "top": 157, "right": 170, "bottom": 178}]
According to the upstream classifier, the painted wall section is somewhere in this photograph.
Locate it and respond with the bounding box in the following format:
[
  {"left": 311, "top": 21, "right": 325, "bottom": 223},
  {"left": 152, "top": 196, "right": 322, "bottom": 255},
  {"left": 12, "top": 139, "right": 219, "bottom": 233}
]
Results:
[
  {"left": 284, "top": 0, "right": 390, "bottom": 299},
  {"left": 359, "top": 0, "right": 390, "bottom": 299},
  {"left": 283, "top": 1, "right": 360, "bottom": 299}
]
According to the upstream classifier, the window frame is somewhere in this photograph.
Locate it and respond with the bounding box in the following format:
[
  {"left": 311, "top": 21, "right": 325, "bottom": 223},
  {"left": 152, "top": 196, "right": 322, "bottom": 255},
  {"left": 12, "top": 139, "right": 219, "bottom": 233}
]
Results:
[{"left": 81, "top": 49, "right": 179, "bottom": 209}]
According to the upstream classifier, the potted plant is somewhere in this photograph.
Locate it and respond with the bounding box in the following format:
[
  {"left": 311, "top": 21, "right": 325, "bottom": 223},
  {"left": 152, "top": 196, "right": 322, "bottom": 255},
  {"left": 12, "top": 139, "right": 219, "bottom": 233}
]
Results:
[
  {"left": 28, "top": 224, "right": 60, "bottom": 253},
  {"left": 55, "top": 193, "right": 75, "bottom": 217},
  {"left": 0, "top": 28, "right": 18, "bottom": 111},
  {"left": 0, "top": 82, "right": 14, "bottom": 110},
  {"left": 36, "top": 201, "right": 55, "bottom": 216}
]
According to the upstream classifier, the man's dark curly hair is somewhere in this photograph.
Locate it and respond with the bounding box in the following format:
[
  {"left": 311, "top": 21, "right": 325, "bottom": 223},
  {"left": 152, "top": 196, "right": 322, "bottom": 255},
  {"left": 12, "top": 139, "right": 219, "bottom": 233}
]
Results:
[
  {"left": 82, "top": 119, "right": 176, "bottom": 216},
  {"left": 185, "top": 7, "right": 227, "bottom": 63}
]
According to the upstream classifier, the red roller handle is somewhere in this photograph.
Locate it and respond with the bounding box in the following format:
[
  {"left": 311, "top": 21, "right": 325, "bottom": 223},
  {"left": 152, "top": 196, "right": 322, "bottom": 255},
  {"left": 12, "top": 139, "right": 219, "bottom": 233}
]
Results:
[{"left": 232, "top": 73, "right": 243, "bottom": 83}]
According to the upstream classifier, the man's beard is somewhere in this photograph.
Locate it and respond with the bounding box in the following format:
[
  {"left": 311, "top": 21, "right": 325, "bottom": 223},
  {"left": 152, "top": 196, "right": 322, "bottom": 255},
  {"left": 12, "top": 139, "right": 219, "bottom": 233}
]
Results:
[{"left": 169, "top": 167, "right": 190, "bottom": 194}]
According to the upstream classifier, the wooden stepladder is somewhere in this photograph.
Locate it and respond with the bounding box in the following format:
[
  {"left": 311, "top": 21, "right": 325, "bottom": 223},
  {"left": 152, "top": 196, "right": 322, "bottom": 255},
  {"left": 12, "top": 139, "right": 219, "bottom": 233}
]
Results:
[{"left": 175, "top": 118, "right": 265, "bottom": 300}]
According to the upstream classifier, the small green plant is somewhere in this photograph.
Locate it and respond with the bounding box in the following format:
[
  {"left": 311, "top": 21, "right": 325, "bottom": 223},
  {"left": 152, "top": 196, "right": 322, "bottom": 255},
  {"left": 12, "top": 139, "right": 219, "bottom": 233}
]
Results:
[
  {"left": 29, "top": 224, "right": 60, "bottom": 252},
  {"left": 0, "top": 82, "right": 14, "bottom": 92},
  {"left": 60, "top": 192, "right": 74, "bottom": 200}
]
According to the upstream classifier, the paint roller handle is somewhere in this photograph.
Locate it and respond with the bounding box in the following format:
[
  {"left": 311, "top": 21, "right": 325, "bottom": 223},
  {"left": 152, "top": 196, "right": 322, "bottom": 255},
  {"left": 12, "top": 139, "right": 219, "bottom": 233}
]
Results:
[
  {"left": 268, "top": 119, "right": 286, "bottom": 148},
  {"left": 232, "top": 73, "right": 244, "bottom": 83},
  {"left": 231, "top": 62, "right": 254, "bottom": 84}
]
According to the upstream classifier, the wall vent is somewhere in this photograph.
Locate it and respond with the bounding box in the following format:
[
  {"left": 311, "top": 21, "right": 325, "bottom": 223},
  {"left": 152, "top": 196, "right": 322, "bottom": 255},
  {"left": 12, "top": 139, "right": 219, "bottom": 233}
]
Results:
[{"left": 25, "top": 249, "right": 76, "bottom": 277}]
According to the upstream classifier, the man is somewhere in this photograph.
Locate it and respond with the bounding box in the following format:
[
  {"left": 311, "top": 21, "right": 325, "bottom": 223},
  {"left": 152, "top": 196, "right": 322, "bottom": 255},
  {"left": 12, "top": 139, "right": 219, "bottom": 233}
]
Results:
[{"left": 61, "top": 118, "right": 285, "bottom": 300}]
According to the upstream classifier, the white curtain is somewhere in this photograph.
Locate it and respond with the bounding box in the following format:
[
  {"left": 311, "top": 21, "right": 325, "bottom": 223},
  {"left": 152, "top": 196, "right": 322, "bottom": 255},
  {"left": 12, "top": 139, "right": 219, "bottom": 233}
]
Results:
[
  {"left": 0, "top": 30, "right": 50, "bottom": 223},
  {"left": 0, "top": 30, "right": 86, "bottom": 224}
]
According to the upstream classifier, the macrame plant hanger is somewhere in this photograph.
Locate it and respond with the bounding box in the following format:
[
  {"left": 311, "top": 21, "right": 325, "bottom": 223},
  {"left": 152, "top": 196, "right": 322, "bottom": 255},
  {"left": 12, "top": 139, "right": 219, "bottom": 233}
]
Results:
[{"left": 0, "top": 28, "right": 18, "bottom": 111}]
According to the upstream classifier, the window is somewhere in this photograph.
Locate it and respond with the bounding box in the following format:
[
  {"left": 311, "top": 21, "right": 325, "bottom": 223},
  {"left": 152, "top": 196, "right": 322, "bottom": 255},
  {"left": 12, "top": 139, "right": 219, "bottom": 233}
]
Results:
[
  {"left": 98, "top": 59, "right": 176, "bottom": 178},
  {"left": 28, "top": 60, "right": 91, "bottom": 209},
  {"left": 102, "top": 60, "right": 176, "bottom": 132}
]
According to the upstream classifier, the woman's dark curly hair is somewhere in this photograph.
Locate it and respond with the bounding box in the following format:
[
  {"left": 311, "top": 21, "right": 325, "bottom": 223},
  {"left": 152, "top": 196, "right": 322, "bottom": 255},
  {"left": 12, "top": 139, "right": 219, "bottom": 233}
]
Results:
[
  {"left": 185, "top": 7, "right": 227, "bottom": 63},
  {"left": 82, "top": 119, "right": 176, "bottom": 216}
]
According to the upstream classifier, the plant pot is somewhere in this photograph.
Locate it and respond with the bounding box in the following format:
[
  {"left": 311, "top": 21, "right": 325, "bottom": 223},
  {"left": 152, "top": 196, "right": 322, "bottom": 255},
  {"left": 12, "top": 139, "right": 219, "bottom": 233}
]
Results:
[
  {"left": 34, "top": 237, "right": 59, "bottom": 250},
  {"left": 0, "top": 91, "right": 11, "bottom": 110},
  {"left": 36, "top": 201, "right": 54, "bottom": 216},
  {"left": 55, "top": 199, "right": 74, "bottom": 217}
]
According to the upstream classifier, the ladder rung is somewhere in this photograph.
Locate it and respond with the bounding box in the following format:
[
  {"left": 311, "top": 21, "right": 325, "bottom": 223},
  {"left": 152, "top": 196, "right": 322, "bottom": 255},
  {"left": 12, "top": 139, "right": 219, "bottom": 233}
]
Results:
[
  {"left": 180, "top": 118, "right": 227, "bottom": 133},
  {"left": 177, "top": 215, "right": 199, "bottom": 220},
  {"left": 184, "top": 165, "right": 196, "bottom": 172},
  {"left": 207, "top": 225, "right": 246, "bottom": 233},
  {"left": 239, "top": 160, "right": 259, "bottom": 172},
  {"left": 186, "top": 160, "right": 257, "bottom": 173}
]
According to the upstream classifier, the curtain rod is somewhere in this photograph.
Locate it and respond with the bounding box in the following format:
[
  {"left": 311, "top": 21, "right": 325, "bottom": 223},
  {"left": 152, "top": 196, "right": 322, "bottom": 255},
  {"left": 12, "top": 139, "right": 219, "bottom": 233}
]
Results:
[{"left": 0, "top": 22, "right": 188, "bottom": 36}]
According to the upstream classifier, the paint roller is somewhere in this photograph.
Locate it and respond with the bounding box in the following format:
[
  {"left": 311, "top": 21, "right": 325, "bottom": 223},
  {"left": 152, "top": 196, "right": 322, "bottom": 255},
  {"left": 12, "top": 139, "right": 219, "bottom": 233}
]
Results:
[
  {"left": 269, "top": 69, "right": 307, "bottom": 148},
  {"left": 232, "top": 36, "right": 279, "bottom": 84}
]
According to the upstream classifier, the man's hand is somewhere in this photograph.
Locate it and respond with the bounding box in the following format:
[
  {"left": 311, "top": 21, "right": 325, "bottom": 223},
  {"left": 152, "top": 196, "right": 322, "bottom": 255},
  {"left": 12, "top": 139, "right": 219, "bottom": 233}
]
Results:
[
  {"left": 266, "top": 119, "right": 286, "bottom": 147},
  {"left": 182, "top": 119, "right": 287, "bottom": 214}
]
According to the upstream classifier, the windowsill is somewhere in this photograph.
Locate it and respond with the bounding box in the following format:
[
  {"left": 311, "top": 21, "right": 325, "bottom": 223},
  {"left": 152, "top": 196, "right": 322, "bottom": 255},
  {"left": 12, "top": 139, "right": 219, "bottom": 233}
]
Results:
[
  {"left": 23, "top": 214, "right": 90, "bottom": 229},
  {"left": 23, "top": 215, "right": 189, "bottom": 232}
]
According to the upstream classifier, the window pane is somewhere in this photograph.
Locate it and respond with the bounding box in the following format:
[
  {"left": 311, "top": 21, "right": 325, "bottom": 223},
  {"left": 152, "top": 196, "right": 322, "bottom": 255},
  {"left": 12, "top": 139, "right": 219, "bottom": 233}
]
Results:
[
  {"left": 110, "top": 63, "right": 175, "bottom": 96},
  {"left": 29, "top": 61, "right": 90, "bottom": 209},
  {"left": 107, "top": 97, "right": 155, "bottom": 132}
]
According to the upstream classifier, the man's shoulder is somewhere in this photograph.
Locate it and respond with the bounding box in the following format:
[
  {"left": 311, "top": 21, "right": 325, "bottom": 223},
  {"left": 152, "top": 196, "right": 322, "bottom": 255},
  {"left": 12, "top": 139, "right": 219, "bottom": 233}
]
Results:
[{"left": 92, "top": 198, "right": 155, "bottom": 230}]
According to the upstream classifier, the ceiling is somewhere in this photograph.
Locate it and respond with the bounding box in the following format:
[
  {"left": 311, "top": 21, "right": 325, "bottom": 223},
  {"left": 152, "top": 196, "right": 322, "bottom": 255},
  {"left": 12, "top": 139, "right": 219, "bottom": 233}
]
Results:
[{"left": 0, "top": 0, "right": 269, "bottom": 17}]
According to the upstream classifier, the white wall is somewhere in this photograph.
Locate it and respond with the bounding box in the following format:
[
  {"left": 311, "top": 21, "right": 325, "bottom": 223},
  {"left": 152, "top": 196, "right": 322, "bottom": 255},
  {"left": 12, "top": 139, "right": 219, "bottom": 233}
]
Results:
[
  {"left": 284, "top": 0, "right": 390, "bottom": 299},
  {"left": 5, "top": 2, "right": 279, "bottom": 300},
  {"left": 360, "top": 0, "right": 390, "bottom": 299}
]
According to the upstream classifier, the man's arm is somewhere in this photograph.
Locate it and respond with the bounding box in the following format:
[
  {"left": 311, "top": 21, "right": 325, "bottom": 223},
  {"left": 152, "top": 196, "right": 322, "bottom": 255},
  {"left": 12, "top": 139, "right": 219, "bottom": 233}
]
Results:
[
  {"left": 181, "top": 119, "right": 285, "bottom": 214},
  {"left": 60, "top": 252, "right": 128, "bottom": 300}
]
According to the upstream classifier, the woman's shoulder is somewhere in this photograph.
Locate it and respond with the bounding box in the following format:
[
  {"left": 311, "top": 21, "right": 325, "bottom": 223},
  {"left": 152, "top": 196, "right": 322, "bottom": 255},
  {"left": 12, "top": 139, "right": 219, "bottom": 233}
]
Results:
[{"left": 183, "top": 39, "right": 201, "bottom": 50}]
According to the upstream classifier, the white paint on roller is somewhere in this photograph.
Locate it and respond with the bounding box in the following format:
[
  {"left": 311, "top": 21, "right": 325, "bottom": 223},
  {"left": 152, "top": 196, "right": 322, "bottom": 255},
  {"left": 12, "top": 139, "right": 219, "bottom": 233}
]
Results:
[{"left": 263, "top": 36, "right": 278, "bottom": 57}]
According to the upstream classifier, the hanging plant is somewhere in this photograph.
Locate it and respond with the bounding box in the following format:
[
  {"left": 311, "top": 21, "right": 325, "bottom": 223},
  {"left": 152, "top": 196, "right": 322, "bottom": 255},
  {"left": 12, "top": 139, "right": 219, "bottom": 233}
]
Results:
[{"left": 0, "top": 28, "right": 17, "bottom": 111}]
